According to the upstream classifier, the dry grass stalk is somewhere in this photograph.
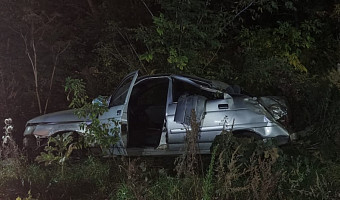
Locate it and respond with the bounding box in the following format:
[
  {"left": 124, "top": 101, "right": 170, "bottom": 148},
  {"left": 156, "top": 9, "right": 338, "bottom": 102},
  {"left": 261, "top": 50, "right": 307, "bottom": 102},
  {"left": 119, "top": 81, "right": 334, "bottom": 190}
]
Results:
[
  {"left": 248, "top": 153, "right": 280, "bottom": 200},
  {"left": 216, "top": 145, "right": 248, "bottom": 199},
  {"left": 1, "top": 118, "right": 20, "bottom": 159},
  {"left": 120, "top": 157, "right": 148, "bottom": 200},
  {"left": 175, "top": 110, "right": 200, "bottom": 177}
]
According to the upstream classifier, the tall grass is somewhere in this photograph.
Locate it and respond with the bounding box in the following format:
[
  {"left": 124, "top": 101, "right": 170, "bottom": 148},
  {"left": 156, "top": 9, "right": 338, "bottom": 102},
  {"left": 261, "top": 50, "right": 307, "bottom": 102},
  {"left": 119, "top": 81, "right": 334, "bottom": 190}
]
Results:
[{"left": 0, "top": 116, "right": 339, "bottom": 199}]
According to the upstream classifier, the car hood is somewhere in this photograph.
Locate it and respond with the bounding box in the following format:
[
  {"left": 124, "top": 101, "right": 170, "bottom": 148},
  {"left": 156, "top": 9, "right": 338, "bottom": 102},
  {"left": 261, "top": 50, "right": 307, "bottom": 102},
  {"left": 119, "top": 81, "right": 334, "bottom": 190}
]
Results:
[{"left": 27, "top": 109, "right": 88, "bottom": 125}]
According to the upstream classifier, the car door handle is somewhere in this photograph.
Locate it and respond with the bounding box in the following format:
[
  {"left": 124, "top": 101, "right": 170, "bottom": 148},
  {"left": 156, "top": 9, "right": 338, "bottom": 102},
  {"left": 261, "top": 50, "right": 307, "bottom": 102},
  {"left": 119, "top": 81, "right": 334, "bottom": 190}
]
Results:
[{"left": 218, "top": 104, "right": 229, "bottom": 109}]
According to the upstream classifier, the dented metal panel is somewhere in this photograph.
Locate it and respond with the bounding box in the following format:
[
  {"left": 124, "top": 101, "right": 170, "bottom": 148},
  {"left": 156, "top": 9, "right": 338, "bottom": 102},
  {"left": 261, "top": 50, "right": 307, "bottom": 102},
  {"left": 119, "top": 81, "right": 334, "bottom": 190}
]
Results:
[
  {"left": 24, "top": 122, "right": 85, "bottom": 140},
  {"left": 174, "top": 94, "right": 207, "bottom": 125}
]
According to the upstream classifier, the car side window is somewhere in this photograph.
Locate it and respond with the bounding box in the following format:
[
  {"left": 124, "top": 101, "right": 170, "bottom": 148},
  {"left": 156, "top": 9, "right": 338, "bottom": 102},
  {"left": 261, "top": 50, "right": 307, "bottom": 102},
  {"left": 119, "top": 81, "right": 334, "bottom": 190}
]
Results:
[
  {"left": 172, "top": 79, "right": 219, "bottom": 102},
  {"left": 110, "top": 76, "right": 134, "bottom": 106}
]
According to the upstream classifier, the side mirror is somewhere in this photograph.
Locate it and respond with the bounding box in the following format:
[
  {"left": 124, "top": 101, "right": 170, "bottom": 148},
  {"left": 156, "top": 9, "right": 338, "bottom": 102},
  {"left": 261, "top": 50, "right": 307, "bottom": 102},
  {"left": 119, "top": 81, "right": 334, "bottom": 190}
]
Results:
[{"left": 92, "top": 96, "right": 111, "bottom": 107}]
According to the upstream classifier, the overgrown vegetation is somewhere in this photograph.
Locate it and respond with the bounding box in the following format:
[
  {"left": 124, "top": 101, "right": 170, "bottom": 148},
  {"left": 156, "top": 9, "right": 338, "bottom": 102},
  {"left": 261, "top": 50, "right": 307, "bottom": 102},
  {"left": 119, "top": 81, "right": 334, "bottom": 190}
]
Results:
[
  {"left": 65, "top": 77, "right": 120, "bottom": 153},
  {"left": 1, "top": 117, "right": 340, "bottom": 199},
  {"left": 0, "top": 0, "right": 339, "bottom": 199}
]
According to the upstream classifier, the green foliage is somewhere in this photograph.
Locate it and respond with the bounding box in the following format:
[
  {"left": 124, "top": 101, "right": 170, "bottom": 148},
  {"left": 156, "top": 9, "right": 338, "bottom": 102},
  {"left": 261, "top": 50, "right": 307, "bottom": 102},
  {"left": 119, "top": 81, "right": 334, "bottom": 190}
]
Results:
[
  {"left": 1, "top": 139, "right": 340, "bottom": 199},
  {"left": 65, "top": 77, "right": 89, "bottom": 108},
  {"left": 202, "top": 145, "right": 217, "bottom": 200},
  {"left": 333, "top": 4, "right": 340, "bottom": 17},
  {"left": 65, "top": 77, "right": 119, "bottom": 154},
  {"left": 239, "top": 20, "right": 323, "bottom": 72},
  {"left": 208, "top": 132, "right": 340, "bottom": 199},
  {"left": 166, "top": 47, "right": 188, "bottom": 70},
  {"left": 135, "top": 0, "right": 226, "bottom": 74},
  {"left": 66, "top": 156, "right": 118, "bottom": 196},
  {"left": 0, "top": 158, "right": 24, "bottom": 188},
  {"left": 210, "top": 131, "right": 282, "bottom": 199},
  {"left": 289, "top": 76, "right": 340, "bottom": 155},
  {"left": 16, "top": 190, "right": 36, "bottom": 200},
  {"left": 328, "top": 68, "right": 340, "bottom": 90},
  {"left": 147, "top": 176, "right": 202, "bottom": 200},
  {"left": 234, "top": 8, "right": 339, "bottom": 149},
  {"left": 35, "top": 132, "right": 76, "bottom": 177},
  {"left": 85, "top": 118, "right": 120, "bottom": 152},
  {"left": 115, "top": 183, "right": 134, "bottom": 200},
  {"left": 323, "top": 163, "right": 340, "bottom": 189},
  {"left": 35, "top": 133, "right": 75, "bottom": 165}
]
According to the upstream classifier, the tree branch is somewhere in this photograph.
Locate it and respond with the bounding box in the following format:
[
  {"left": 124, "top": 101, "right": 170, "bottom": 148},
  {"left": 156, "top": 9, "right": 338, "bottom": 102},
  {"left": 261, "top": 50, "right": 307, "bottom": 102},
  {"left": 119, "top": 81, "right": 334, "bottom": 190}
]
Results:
[
  {"left": 20, "top": 25, "right": 42, "bottom": 114},
  {"left": 44, "top": 41, "right": 71, "bottom": 114},
  {"left": 140, "top": 0, "right": 154, "bottom": 18},
  {"left": 115, "top": 27, "right": 148, "bottom": 73},
  {"left": 232, "top": 1, "right": 254, "bottom": 22}
]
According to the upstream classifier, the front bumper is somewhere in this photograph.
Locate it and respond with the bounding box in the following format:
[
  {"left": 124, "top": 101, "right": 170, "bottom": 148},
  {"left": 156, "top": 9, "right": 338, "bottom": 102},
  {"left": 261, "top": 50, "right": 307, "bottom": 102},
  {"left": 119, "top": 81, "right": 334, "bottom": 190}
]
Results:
[{"left": 23, "top": 135, "right": 48, "bottom": 149}]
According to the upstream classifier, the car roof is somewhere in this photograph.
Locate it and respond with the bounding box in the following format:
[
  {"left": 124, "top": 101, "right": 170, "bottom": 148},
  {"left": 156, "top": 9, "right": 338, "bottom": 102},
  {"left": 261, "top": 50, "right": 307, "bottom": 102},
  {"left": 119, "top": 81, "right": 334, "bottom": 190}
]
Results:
[{"left": 137, "top": 74, "right": 229, "bottom": 91}]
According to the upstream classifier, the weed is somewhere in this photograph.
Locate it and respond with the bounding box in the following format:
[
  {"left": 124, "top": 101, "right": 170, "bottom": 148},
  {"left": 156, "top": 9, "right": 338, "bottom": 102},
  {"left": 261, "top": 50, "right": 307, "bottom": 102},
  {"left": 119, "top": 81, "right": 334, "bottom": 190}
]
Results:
[
  {"left": 211, "top": 130, "right": 286, "bottom": 199},
  {"left": 328, "top": 68, "right": 340, "bottom": 90},
  {"left": 308, "top": 172, "right": 332, "bottom": 200},
  {"left": 115, "top": 183, "right": 134, "bottom": 200},
  {"left": 147, "top": 175, "right": 183, "bottom": 200},
  {"left": 16, "top": 190, "right": 36, "bottom": 200},
  {"left": 248, "top": 154, "right": 280, "bottom": 200},
  {"left": 1, "top": 118, "right": 20, "bottom": 159},
  {"left": 215, "top": 144, "right": 248, "bottom": 199},
  {"left": 65, "top": 78, "right": 119, "bottom": 154},
  {"left": 0, "top": 157, "right": 24, "bottom": 187},
  {"left": 175, "top": 110, "right": 201, "bottom": 177},
  {"left": 1, "top": 114, "right": 339, "bottom": 200},
  {"left": 118, "top": 157, "right": 150, "bottom": 200},
  {"left": 202, "top": 145, "right": 217, "bottom": 200},
  {"left": 173, "top": 110, "right": 203, "bottom": 199},
  {"left": 35, "top": 132, "right": 77, "bottom": 178}
]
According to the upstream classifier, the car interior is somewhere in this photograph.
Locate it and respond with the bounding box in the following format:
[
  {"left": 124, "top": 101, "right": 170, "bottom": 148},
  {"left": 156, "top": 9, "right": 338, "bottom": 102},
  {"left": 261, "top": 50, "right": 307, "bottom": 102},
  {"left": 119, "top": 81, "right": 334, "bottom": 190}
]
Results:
[{"left": 127, "top": 78, "right": 169, "bottom": 148}]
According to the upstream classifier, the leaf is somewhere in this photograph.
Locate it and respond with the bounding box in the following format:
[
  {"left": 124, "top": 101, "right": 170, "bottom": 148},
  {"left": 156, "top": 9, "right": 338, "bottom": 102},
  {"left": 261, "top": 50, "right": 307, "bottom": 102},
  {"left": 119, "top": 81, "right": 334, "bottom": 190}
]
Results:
[
  {"left": 59, "top": 157, "right": 66, "bottom": 164},
  {"left": 35, "top": 152, "right": 61, "bottom": 166},
  {"left": 156, "top": 27, "right": 164, "bottom": 36},
  {"left": 271, "top": 1, "right": 278, "bottom": 10},
  {"left": 285, "top": 53, "right": 308, "bottom": 72},
  {"left": 65, "top": 143, "right": 77, "bottom": 158},
  {"left": 139, "top": 52, "right": 154, "bottom": 62}
]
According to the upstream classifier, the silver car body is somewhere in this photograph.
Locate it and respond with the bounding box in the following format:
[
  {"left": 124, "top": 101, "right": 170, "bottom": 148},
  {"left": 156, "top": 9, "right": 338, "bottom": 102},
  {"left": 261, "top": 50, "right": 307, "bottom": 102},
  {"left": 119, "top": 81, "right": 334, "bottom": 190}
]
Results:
[{"left": 23, "top": 71, "right": 290, "bottom": 156}]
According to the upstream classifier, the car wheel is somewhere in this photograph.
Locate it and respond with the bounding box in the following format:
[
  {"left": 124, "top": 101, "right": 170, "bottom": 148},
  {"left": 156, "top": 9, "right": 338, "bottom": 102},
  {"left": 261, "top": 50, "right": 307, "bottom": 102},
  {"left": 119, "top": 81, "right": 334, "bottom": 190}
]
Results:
[
  {"left": 232, "top": 131, "right": 263, "bottom": 140},
  {"left": 210, "top": 131, "right": 262, "bottom": 154},
  {"left": 23, "top": 136, "right": 44, "bottom": 162}
]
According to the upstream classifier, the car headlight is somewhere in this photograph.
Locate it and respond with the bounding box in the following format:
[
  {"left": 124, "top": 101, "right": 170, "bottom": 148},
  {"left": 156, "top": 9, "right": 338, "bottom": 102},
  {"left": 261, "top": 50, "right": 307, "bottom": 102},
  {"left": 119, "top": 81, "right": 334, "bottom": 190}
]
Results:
[
  {"left": 23, "top": 125, "right": 36, "bottom": 136},
  {"left": 268, "top": 105, "right": 286, "bottom": 120},
  {"left": 259, "top": 96, "right": 289, "bottom": 125}
]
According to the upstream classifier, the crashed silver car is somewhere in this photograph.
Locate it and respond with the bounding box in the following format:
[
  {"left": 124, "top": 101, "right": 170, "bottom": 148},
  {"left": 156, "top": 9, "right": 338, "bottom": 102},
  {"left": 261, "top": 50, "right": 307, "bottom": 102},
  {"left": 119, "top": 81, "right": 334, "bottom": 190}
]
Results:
[{"left": 23, "top": 71, "right": 291, "bottom": 156}]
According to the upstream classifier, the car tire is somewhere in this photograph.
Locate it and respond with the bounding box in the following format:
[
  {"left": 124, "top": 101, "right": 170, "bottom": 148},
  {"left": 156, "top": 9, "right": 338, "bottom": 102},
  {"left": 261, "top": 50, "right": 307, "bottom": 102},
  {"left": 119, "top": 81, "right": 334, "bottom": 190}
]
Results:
[
  {"left": 232, "top": 130, "right": 263, "bottom": 140},
  {"left": 23, "top": 136, "right": 43, "bottom": 162},
  {"left": 210, "top": 131, "right": 262, "bottom": 154}
]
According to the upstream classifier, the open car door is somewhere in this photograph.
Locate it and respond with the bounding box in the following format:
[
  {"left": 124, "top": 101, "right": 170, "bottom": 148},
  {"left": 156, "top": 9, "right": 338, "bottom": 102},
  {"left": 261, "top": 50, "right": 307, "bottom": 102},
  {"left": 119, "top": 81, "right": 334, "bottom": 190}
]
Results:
[{"left": 98, "top": 70, "right": 138, "bottom": 155}]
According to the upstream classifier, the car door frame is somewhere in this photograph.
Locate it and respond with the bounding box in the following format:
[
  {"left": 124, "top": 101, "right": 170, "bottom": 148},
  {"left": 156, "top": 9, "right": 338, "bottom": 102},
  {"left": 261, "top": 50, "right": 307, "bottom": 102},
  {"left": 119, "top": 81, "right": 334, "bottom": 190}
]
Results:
[
  {"left": 166, "top": 76, "right": 227, "bottom": 151},
  {"left": 98, "top": 70, "right": 139, "bottom": 155}
]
